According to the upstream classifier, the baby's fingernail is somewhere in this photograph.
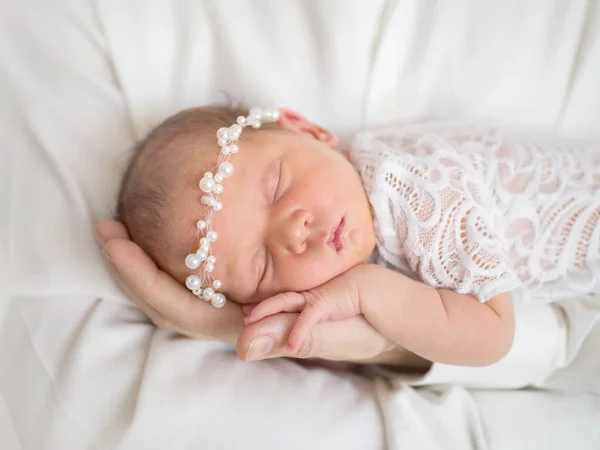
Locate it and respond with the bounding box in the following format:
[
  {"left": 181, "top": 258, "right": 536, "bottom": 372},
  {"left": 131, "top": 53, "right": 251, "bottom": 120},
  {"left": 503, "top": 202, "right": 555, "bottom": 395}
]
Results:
[{"left": 246, "top": 336, "right": 274, "bottom": 361}]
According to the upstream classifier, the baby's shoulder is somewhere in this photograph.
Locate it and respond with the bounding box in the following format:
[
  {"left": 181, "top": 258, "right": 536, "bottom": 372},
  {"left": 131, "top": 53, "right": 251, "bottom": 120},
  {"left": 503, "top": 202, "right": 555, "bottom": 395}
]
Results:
[{"left": 350, "top": 123, "right": 497, "bottom": 184}]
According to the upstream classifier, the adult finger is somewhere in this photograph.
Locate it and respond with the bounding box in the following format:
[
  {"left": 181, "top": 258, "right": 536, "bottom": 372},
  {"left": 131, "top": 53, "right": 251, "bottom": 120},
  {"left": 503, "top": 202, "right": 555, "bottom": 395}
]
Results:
[
  {"left": 102, "top": 248, "right": 223, "bottom": 341},
  {"left": 103, "top": 237, "right": 244, "bottom": 345},
  {"left": 96, "top": 219, "right": 130, "bottom": 243},
  {"left": 237, "top": 313, "right": 390, "bottom": 362},
  {"left": 236, "top": 313, "right": 321, "bottom": 361}
]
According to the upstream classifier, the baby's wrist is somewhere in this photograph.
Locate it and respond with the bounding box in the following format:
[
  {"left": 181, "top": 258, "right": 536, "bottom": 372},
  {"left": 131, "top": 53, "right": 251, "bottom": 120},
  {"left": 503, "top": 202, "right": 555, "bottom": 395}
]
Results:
[{"left": 351, "top": 263, "right": 383, "bottom": 311}]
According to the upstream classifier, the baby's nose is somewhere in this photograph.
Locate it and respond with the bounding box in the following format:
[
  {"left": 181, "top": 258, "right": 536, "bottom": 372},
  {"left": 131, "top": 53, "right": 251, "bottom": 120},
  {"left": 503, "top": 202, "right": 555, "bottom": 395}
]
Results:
[{"left": 282, "top": 209, "right": 312, "bottom": 254}]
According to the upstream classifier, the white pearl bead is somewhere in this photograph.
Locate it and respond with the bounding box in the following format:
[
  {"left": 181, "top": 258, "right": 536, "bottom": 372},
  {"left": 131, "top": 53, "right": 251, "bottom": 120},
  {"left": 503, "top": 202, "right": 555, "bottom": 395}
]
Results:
[
  {"left": 229, "top": 144, "right": 238, "bottom": 154},
  {"left": 221, "top": 146, "right": 231, "bottom": 155},
  {"left": 185, "top": 275, "right": 201, "bottom": 290},
  {"left": 249, "top": 107, "right": 262, "bottom": 118},
  {"left": 237, "top": 116, "right": 246, "bottom": 125},
  {"left": 217, "top": 127, "right": 229, "bottom": 140},
  {"left": 200, "top": 243, "right": 210, "bottom": 252},
  {"left": 205, "top": 263, "right": 215, "bottom": 273},
  {"left": 207, "top": 231, "right": 218, "bottom": 242},
  {"left": 204, "top": 172, "right": 213, "bottom": 179},
  {"left": 214, "top": 173, "right": 224, "bottom": 183},
  {"left": 213, "top": 201, "right": 222, "bottom": 211},
  {"left": 200, "top": 237, "right": 209, "bottom": 246},
  {"left": 201, "top": 196, "right": 215, "bottom": 206},
  {"left": 211, "top": 293, "right": 226, "bottom": 308},
  {"left": 230, "top": 124, "right": 242, "bottom": 136},
  {"left": 213, "top": 279, "right": 222, "bottom": 289},
  {"left": 213, "top": 184, "right": 224, "bottom": 195},
  {"left": 271, "top": 109, "right": 280, "bottom": 121},
  {"left": 207, "top": 255, "right": 216, "bottom": 264},
  {"left": 196, "top": 220, "right": 207, "bottom": 230},
  {"left": 218, "top": 162, "right": 234, "bottom": 177},
  {"left": 218, "top": 138, "right": 228, "bottom": 147},
  {"left": 185, "top": 254, "right": 201, "bottom": 269},
  {"left": 199, "top": 177, "right": 215, "bottom": 193},
  {"left": 252, "top": 122, "right": 261, "bottom": 129},
  {"left": 192, "top": 288, "right": 201, "bottom": 296},
  {"left": 196, "top": 248, "right": 208, "bottom": 260},
  {"left": 202, "top": 287, "right": 214, "bottom": 300}
]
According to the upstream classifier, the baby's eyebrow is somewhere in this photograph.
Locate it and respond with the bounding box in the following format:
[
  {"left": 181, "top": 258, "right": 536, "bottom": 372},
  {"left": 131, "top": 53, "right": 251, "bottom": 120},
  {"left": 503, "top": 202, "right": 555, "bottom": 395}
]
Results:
[{"left": 261, "top": 158, "right": 281, "bottom": 200}]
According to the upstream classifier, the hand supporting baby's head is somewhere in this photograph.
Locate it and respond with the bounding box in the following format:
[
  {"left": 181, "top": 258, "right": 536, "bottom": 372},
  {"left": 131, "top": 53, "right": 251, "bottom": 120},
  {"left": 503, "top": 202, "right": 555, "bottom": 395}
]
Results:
[{"left": 117, "top": 105, "right": 376, "bottom": 305}]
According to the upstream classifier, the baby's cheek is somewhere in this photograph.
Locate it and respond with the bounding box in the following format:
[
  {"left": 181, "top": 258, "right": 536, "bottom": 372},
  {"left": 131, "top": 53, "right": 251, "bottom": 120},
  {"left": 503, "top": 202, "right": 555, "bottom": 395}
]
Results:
[{"left": 276, "top": 259, "right": 344, "bottom": 293}]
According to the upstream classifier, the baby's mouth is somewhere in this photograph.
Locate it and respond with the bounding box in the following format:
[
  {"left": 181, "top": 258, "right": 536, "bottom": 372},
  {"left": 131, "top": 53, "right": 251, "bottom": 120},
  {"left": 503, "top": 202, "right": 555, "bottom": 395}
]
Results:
[{"left": 327, "top": 217, "right": 345, "bottom": 252}]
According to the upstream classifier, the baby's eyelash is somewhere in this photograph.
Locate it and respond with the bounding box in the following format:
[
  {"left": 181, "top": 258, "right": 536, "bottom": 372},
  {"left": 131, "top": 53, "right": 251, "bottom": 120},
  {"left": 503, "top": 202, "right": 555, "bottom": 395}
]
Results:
[{"left": 259, "top": 247, "right": 269, "bottom": 284}]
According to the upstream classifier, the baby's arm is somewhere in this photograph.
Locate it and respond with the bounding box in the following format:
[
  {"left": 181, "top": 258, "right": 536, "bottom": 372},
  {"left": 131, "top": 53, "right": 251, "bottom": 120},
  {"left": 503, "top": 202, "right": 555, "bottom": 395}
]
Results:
[
  {"left": 357, "top": 265, "right": 515, "bottom": 366},
  {"left": 245, "top": 264, "right": 515, "bottom": 367}
]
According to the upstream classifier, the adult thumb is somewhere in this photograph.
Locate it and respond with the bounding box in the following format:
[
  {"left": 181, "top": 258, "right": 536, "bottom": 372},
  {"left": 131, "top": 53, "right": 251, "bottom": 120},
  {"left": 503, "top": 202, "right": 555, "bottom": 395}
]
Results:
[{"left": 237, "top": 313, "right": 322, "bottom": 361}]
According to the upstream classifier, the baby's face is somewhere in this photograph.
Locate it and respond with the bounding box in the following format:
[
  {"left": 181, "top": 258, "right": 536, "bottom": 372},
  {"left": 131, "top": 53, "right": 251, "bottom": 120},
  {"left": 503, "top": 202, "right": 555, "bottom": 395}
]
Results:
[{"left": 170, "top": 129, "right": 376, "bottom": 304}]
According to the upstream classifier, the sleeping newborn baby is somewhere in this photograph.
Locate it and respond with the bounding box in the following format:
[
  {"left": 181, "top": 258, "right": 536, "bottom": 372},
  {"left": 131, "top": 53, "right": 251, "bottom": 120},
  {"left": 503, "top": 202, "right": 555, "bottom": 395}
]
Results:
[
  {"left": 118, "top": 105, "right": 600, "bottom": 366},
  {"left": 118, "top": 106, "right": 376, "bottom": 307}
]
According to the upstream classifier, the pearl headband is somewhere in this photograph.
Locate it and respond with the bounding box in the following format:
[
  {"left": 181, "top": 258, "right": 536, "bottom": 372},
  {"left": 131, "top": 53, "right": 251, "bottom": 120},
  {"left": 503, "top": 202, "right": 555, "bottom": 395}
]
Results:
[{"left": 184, "top": 107, "right": 281, "bottom": 308}]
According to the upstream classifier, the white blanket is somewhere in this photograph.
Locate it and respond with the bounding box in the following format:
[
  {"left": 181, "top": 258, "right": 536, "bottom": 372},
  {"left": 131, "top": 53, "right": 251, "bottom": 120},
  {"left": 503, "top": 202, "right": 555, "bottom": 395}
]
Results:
[{"left": 2, "top": 1, "right": 600, "bottom": 449}]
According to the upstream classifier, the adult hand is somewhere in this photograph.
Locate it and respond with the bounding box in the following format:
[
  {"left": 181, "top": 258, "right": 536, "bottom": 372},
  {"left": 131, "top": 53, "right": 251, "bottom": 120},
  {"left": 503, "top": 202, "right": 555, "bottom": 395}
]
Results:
[
  {"left": 96, "top": 220, "right": 397, "bottom": 364},
  {"left": 96, "top": 220, "right": 245, "bottom": 345},
  {"left": 237, "top": 311, "right": 392, "bottom": 363}
]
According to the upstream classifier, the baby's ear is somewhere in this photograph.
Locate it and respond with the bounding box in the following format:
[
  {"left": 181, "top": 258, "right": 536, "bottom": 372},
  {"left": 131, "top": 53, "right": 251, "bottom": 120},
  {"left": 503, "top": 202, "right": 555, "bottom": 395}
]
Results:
[{"left": 277, "top": 109, "right": 339, "bottom": 149}]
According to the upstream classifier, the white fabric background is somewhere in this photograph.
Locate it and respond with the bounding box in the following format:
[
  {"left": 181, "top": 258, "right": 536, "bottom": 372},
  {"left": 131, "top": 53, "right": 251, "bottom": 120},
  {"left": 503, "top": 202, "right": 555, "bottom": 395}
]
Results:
[{"left": 2, "top": 1, "right": 600, "bottom": 449}]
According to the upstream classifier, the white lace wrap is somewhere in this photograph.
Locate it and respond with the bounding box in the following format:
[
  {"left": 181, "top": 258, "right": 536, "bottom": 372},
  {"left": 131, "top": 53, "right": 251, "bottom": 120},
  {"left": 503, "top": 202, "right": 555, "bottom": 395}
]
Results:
[{"left": 350, "top": 123, "right": 600, "bottom": 304}]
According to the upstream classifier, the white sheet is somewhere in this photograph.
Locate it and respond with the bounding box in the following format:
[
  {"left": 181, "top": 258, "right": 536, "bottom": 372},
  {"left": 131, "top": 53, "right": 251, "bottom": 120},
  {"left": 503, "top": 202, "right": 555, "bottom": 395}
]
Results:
[{"left": 2, "top": 1, "right": 600, "bottom": 449}]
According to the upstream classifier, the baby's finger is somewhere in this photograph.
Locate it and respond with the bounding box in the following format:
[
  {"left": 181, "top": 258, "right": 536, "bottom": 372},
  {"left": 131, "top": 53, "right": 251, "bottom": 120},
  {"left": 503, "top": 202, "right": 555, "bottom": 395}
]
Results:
[
  {"left": 244, "top": 292, "right": 306, "bottom": 325},
  {"left": 242, "top": 303, "right": 260, "bottom": 316},
  {"left": 286, "top": 304, "right": 324, "bottom": 353}
]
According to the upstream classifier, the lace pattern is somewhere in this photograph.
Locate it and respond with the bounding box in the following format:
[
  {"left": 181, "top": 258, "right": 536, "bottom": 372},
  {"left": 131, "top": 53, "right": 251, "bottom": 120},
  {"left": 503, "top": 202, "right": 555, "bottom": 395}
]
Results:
[{"left": 350, "top": 123, "right": 600, "bottom": 304}]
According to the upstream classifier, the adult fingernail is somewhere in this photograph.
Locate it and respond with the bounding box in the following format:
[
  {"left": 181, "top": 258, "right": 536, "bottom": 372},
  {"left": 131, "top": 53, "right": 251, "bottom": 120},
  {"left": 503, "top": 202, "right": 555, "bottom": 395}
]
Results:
[
  {"left": 246, "top": 336, "right": 274, "bottom": 361},
  {"left": 101, "top": 249, "right": 113, "bottom": 263}
]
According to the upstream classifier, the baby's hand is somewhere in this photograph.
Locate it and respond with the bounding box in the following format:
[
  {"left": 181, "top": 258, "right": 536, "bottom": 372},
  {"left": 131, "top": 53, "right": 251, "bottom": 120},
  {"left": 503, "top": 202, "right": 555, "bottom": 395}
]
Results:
[{"left": 244, "top": 266, "right": 365, "bottom": 353}]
